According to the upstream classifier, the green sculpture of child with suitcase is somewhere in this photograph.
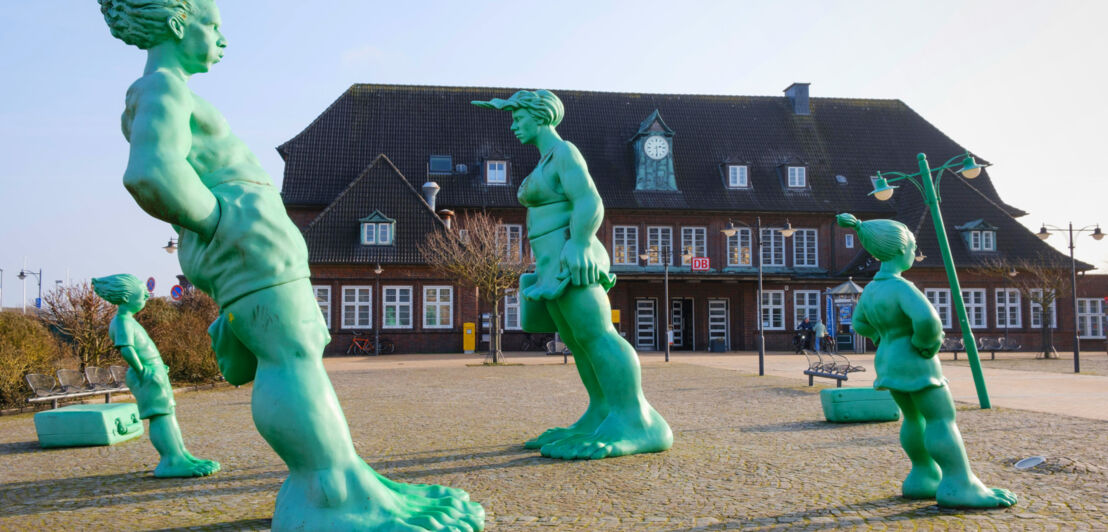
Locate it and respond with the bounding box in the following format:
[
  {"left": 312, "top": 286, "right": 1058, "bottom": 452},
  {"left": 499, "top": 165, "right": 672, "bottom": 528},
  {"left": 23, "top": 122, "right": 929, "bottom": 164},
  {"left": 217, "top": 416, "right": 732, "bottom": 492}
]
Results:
[{"left": 93, "top": 274, "right": 220, "bottom": 478}]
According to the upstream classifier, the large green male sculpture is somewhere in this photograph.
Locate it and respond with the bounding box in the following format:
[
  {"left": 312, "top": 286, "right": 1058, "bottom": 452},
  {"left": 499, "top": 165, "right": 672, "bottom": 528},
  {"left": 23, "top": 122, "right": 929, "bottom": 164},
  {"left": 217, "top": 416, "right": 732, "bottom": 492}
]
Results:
[
  {"left": 473, "top": 90, "right": 672, "bottom": 460},
  {"left": 836, "top": 213, "right": 1016, "bottom": 508},
  {"left": 99, "top": 1, "right": 484, "bottom": 530},
  {"left": 93, "top": 274, "right": 220, "bottom": 478}
]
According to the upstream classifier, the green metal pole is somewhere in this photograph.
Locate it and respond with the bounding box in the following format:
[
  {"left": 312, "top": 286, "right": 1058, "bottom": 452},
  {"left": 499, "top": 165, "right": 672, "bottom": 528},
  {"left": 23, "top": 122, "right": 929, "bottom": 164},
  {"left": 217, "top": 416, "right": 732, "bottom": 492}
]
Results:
[{"left": 916, "top": 153, "right": 992, "bottom": 409}]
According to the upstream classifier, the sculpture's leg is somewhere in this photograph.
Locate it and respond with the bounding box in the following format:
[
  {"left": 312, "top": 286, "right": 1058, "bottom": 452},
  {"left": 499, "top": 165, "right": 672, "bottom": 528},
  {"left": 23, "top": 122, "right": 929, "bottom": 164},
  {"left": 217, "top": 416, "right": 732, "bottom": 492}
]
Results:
[
  {"left": 222, "top": 280, "right": 484, "bottom": 532},
  {"left": 523, "top": 301, "right": 609, "bottom": 449},
  {"left": 914, "top": 386, "right": 1017, "bottom": 508},
  {"left": 539, "top": 285, "right": 672, "bottom": 460},
  {"left": 149, "top": 414, "right": 221, "bottom": 477},
  {"left": 888, "top": 391, "right": 940, "bottom": 499}
]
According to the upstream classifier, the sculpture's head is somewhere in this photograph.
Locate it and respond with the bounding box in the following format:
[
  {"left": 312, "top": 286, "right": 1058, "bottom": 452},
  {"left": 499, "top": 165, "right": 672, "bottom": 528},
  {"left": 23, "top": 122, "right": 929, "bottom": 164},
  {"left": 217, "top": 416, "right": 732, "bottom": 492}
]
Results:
[
  {"left": 836, "top": 213, "right": 917, "bottom": 272},
  {"left": 92, "top": 273, "right": 149, "bottom": 312},
  {"left": 472, "top": 90, "right": 564, "bottom": 146},
  {"left": 100, "top": 0, "right": 226, "bottom": 74}
]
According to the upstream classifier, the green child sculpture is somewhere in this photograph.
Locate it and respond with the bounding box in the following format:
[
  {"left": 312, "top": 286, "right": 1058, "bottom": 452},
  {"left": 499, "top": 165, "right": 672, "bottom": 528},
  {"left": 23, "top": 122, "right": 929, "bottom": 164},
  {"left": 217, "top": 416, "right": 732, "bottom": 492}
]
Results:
[
  {"left": 99, "top": 0, "right": 483, "bottom": 529},
  {"left": 473, "top": 90, "right": 673, "bottom": 460},
  {"left": 836, "top": 213, "right": 1016, "bottom": 508},
  {"left": 93, "top": 274, "right": 220, "bottom": 478}
]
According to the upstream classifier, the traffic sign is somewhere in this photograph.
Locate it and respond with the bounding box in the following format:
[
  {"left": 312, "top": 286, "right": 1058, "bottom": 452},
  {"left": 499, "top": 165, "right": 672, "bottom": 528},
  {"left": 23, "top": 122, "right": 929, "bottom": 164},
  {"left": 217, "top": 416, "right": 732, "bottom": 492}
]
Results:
[
  {"left": 691, "top": 257, "right": 710, "bottom": 271},
  {"left": 170, "top": 285, "right": 184, "bottom": 301},
  {"left": 34, "top": 297, "right": 42, "bottom": 309},
  {"left": 146, "top": 277, "right": 156, "bottom": 292}
]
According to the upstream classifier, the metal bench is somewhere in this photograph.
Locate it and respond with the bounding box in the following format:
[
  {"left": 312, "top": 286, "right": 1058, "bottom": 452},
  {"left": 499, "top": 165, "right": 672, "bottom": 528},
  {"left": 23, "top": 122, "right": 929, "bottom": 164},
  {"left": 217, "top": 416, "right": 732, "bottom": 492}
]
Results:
[
  {"left": 942, "top": 336, "right": 965, "bottom": 359},
  {"left": 803, "top": 351, "right": 865, "bottom": 388},
  {"left": 26, "top": 368, "right": 129, "bottom": 409}
]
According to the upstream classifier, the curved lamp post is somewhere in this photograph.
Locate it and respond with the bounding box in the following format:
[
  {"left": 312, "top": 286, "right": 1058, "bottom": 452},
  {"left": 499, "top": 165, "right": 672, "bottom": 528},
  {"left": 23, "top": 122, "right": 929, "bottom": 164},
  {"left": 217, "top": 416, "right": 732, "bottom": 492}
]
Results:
[
  {"left": 1036, "top": 222, "right": 1103, "bottom": 373},
  {"left": 639, "top": 244, "right": 693, "bottom": 362},
  {"left": 17, "top": 268, "right": 42, "bottom": 315},
  {"left": 374, "top": 263, "right": 384, "bottom": 357},
  {"left": 870, "top": 152, "right": 993, "bottom": 409}
]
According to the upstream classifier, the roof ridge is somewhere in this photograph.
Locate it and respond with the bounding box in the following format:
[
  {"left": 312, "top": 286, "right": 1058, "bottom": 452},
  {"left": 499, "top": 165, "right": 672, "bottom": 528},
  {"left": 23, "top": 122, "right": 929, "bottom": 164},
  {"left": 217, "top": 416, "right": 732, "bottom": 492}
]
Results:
[{"left": 303, "top": 154, "right": 387, "bottom": 234}]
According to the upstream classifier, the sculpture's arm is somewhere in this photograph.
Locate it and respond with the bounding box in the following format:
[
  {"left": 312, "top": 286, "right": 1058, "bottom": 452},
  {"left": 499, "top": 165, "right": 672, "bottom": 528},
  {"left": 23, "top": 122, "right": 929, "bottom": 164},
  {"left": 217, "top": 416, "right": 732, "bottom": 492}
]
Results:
[
  {"left": 555, "top": 142, "right": 604, "bottom": 286},
  {"left": 123, "top": 73, "right": 219, "bottom": 242},
  {"left": 110, "top": 319, "right": 149, "bottom": 379},
  {"left": 901, "top": 289, "right": 943, "bottom": 358},
  {"left": 852, "top": 304, "right": 878, "bottom": 345}
]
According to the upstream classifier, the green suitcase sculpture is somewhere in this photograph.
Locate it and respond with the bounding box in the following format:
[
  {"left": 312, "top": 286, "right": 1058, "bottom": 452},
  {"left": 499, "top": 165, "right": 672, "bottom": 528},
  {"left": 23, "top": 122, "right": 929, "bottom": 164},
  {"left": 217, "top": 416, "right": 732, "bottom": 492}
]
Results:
[{"left": 35, "top": 403, "right": 144, "bottom": 448}]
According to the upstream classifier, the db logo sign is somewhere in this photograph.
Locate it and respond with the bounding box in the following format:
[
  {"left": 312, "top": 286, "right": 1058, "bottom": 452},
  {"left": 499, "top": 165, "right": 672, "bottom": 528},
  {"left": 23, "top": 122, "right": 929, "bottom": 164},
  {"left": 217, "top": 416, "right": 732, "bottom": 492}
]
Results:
[{"left": 691, "top": 257, "right": 710, "bottom": 271}]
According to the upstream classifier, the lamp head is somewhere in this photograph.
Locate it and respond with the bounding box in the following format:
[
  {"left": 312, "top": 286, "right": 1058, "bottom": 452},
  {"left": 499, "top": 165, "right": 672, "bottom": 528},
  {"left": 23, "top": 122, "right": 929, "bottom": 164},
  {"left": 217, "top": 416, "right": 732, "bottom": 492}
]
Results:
[
  {"left": 959, "top": 156, "right": 987, "bottom": 179},
  {"left": 779, "top": 220, "right": 796, "bottom": 238},
  {"left": 163, "top": 239, "right": 178, "bottom": 254},
  {"left": 1093, "top": 226, "right": 1105, "bottom": 241},
  {"left": 17, "top": 271, "right": 26, "bottom": 280},
  {"left": 1008, "top": 267, "right": 1019, "bottom": 277},
  {"left": 914, "top": 250, "right": 926, "bottom": 262},
  {"left": 721, "top": 220, "right": 738, "bottom": 237},
  {"left": 868, "top": 176, "right": 897, "bottom": 201},
  {"left": 1037, "top": 225, "right": 1051, "bottom": 240},
  {"left": 374, "top": 263, "right": 384, "bottom": 275}
]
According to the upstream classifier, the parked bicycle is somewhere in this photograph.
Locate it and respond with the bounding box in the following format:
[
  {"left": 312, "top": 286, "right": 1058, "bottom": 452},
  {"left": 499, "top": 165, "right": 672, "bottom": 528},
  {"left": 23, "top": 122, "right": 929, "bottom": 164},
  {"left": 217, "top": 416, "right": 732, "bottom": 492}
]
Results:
[
  {"left": 346, "top": 332, "right": 395, "bottom": 356},
  {"left": 519, "top": 333, "right": 554, "bottom": 352}
]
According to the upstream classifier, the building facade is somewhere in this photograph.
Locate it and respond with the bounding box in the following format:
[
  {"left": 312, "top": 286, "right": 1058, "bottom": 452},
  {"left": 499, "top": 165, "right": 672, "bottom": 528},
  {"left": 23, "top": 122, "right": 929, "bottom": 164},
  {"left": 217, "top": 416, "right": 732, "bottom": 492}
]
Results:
[{"left": 279, "top": 83, "right": 1107, "bottom": 355}]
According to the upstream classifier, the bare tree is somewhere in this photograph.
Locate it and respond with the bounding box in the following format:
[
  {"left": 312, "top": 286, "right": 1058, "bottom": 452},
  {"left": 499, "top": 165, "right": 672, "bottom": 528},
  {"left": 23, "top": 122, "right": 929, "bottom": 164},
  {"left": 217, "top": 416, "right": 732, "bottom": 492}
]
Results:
[
  {"left": 972, "top": 256, "right": 1069, "bottom": 358},
  {"left": 420, "top": 212, "right": 531, "bottom": 363},
  {"left": 40, "top": 282, "right": 117, "bottom": 369}
]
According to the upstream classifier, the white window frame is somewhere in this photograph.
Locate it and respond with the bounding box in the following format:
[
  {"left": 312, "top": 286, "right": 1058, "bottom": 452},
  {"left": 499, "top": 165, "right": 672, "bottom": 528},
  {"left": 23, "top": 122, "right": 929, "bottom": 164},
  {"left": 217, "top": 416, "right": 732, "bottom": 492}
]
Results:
[
  {"left": 422, "top": 286, "right": 453, "bottom": 329},
  {"left": 787, "top": 166, "right": 806, "bottom": 188},
  {"left": 1030, "top": 289, "right": 1058, "bottom": 329},
  {"left": 313, "top": 285, "right": 331, "bottom": 328},
  {"left": 341, "top": 285, "right": 372, "bottom": 329},
  {"left": 761, "top": 228, "right": 785, "bottom": 267},
  {"left": 995, "top": 288, "right": 1021, "bottom": 329},
  {"left": 925, "top": 288, "right": 952, "bottom": 330},
  {"left": 761, "top": 290, "right": 785, "bottom": 330},
  {"left": 794, "top": 290, "right": 820, "bottom": 328},
  {"left": 1077, "top": 298, "right": 1105, "bottom": 339},
  {"left": 845, "top": 234, "right": 854, "bottom": 249},
  {"left": 982, "top": 230, "right": 996, "bottom": 251},
  {"left": 504, "top": 290, "right": 521, "bottom": 330},
  {"left": 727, "top": 165, "right": 749, "bottom": 188},
  {"left": 646, "top": 226, "right": 673, "bottom": 266},
  {"left": 361, "top": 223, "right": 376, "bottom": 245},
  {"left": 382, "top": 285, "right": 413, "bottom": 329},
  {"left": 497, "top": 224, "right": 524, "bottom": 260},
  {"left": 486, "top": 160, "right": 507, "bottom": 185},
  {"left": 680, "top": 227, "right": 707, "bottom": 265},
  {"left": 792, "top": 228, "right": 818, "bottom": 267},
  {"left": 612, "top": 225, "right": 639, "bottom": 266},
  {"left": 962, "top": 289, "right": 987, "bottom": 329},
  {"left": 726, "top": 228, "right": 752, "bottom": 266},
  {"left": 361, "top": 222, "right": 393, "bottom": 245}
]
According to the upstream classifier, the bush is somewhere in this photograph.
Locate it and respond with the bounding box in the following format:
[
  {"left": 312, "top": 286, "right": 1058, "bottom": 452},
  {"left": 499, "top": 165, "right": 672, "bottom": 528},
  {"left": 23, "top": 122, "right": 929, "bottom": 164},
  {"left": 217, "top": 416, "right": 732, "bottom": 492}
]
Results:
[
  {"left": 136, "top": 290, "right": 221, "bottom": 383},
  {"left": 0, "top": 312, "right": 68, "bottom": 409}
]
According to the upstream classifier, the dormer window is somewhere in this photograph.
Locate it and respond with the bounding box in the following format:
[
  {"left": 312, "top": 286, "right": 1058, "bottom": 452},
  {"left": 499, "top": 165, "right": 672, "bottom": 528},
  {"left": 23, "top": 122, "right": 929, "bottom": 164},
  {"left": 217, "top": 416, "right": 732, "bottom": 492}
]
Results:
[
  {"left": 969, "top": 230, "right": 996, "bottom": 251},
  {"left": 428, "top": 155, "right": 452, "bottom": 174},
  {"left": 486, "top": 160, "right": 507, "bottom": 185},
  {"left": 787, "top": 166, "right": 806, "bottom": 188},
  {"left": 359, "top": 211, "right": 395, "bottom": 246},
  {"left": 727, "top": 165, "right": 749, "bottom": 188}
]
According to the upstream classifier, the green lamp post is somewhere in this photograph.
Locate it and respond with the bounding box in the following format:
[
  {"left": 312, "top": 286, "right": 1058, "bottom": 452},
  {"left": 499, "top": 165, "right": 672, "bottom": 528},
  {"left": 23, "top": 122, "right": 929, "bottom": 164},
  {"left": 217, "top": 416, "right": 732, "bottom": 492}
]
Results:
[{"left": 869, "top": 152, "right": 993, "bottom": 409}]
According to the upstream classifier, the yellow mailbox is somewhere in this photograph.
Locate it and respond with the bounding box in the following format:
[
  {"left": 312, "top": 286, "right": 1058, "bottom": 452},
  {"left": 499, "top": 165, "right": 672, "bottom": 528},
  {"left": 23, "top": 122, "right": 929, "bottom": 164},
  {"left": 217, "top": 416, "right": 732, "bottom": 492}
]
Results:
[{"left": 463, "top": 322, "right": 476, "bottom": 354}]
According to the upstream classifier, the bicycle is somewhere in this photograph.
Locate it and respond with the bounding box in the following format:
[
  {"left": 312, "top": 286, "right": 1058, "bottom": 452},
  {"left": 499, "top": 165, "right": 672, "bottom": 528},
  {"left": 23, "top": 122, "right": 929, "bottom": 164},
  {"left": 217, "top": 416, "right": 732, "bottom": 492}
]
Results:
[
  {"left": 345, "top": 332, "right": 396, "bottom": 356},
  {"left": 519, "top": 333, "right": 554, "bottom": 352}
]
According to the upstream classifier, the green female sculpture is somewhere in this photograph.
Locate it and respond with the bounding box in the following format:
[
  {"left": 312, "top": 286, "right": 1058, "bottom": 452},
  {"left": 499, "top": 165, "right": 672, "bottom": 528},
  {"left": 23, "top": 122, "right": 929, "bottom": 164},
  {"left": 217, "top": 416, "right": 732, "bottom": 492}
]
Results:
[
  {"left": 473, "top": 90, "right": 673, "bottom": 460},
  {"left": 837, "top": 213, "right": 1016, "bottom": 508},
  {"left": 93, "top": 274, "right": 220, "bottom": 478},
  {"left": 99, "top": 1, "right": 483, "bottom": 530}
]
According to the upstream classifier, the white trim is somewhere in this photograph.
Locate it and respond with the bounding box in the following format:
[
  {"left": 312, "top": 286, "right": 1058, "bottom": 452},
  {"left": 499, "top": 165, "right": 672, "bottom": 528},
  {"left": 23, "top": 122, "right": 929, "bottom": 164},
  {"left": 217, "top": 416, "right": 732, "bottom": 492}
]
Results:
[
  {"left": 422, "top": 285, "right": 453, "bottom": 329},
  {"left": 1077, "top": 298, "right": 1105, "bottom": 338},
  {"left": 681, "top": 227, "right": 707, "bottom": 265},
  {"left": 762, "top": 290, "right": 785, "bottom": 330},
  {"left": 845, "top": 234, "right": 854, "bottom": 249},
  {"left": 612, "top": 225, "right": 639, "bottom": 266},
  {"left": 982, "top": 230, "right": 995, "bottom": 251},
  {"left": 646, "top": 226, "right": 673, "bottom": 265},
  {"left": 486, "top": 160, "right": 507, "bottom": 185},
  {"left": 726, "top": 228, "right": 752, "bottom": 266},
  {"left": 1030, "top": 289, "right": 1058, "bottom": 329},
  {"left": 504, "top": 290, "right": 521, "bottom": 330},
  {"left": 382, "top": 285, "right": 413, "bottom": 329},
  {"left": 925, "top": 288, "right": 952, "bottom": 330},
  {"left": 995, "top": 288, "right": 1021, "bottom": 329},
  {"left": 313, "top": 285, "right": 331, "bottom": 329},
  {"left": 794, "top": 290, "right": 820, "bottom": 328},
  {"left": 787, "top": 166, "right": 806, "bottom": 188},
  {"left": 341, "top": 285, "right": 373, "bottom": 329},
  {"left": 761, "top": 229, "right": 785, "bottom": 267},
  {"left": 792, "top": 228, "right": 818, "bottom": 267},
  {"left": 497, "top": 224, "right": 524, "bottom": 260},
  {"left": 962, "top": 288, "right": 987, "bottom": 329},
  {"left": 727, "top": 165, "right": 749, "bottom": 188}
]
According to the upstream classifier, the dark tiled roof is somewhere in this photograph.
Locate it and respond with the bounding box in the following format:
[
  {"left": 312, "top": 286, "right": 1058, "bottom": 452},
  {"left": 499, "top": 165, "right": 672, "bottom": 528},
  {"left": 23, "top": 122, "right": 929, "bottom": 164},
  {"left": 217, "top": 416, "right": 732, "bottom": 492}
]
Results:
[
  {"left": 278, "top": 84, "right": 1024, "bottom": 218},
  {"left": 302, "top": 155, "right": 445, "bottom": 264}
]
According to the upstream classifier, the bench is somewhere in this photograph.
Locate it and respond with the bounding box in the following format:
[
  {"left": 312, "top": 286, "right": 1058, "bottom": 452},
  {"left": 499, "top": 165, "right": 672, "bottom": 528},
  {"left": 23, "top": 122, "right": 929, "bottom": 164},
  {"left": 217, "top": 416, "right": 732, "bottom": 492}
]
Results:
[
  {"left": 949, "top": 337, "right": 1022, "bottom": 361},
  {"left": 803, "top": 351, "right": 865, "bottom": 387},
  {"left": 26, "top": 366, "right": 129, "bottom": 409},
  {"left": 546, "top": 340, "right": 572, "bottom": 364}
]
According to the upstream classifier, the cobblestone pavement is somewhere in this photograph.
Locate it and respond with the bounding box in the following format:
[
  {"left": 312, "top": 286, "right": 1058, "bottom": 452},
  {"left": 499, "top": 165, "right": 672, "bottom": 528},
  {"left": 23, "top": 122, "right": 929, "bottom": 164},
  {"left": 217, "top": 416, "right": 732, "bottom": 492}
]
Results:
[{"left": 1, "top": 362, "right": 1106, "bottom": 531}]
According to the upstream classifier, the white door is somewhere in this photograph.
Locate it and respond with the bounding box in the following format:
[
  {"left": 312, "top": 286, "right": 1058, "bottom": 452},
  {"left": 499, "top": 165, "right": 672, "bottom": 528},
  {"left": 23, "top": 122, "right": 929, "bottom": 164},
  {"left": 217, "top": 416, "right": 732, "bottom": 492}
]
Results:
[
  {"left": 636, "top": 299, "right": 657, "bottom": 350},
  {"left": 708, "top": 299, "right": 729, "bottom": 346},
  {"left": 671, "top": 299, "right": 684, "bottom": 348}
]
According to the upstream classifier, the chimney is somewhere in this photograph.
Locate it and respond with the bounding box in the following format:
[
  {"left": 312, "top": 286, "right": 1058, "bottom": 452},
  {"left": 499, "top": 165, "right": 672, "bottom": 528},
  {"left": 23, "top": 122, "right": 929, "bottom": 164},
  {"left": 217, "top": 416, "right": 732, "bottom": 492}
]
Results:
[
  {"left": 422, "top": 181, "right": 441, "bottom": 211},
  {"left": 437, "top": 209, "right": 455, "bottom": 230},
  {"left": 784, "top": 82, "right": 811, "bottom": 115}
]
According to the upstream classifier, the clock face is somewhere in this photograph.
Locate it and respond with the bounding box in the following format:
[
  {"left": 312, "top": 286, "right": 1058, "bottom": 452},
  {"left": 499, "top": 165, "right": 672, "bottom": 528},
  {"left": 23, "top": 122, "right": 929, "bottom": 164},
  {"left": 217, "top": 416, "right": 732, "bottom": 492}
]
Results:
[{"left": 643, "top": 136, "right": 669, "bottom": 160}]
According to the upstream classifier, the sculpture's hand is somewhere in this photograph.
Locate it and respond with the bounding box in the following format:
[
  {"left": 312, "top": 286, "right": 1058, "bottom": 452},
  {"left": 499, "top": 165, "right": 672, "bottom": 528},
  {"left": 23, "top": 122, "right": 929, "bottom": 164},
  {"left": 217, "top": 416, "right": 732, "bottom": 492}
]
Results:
[
  {"left": 560, "top": 239, "right": 598, "bottom": 286},
  {"left": 138, "top": 363, "right": 154, "bottom": 383}
]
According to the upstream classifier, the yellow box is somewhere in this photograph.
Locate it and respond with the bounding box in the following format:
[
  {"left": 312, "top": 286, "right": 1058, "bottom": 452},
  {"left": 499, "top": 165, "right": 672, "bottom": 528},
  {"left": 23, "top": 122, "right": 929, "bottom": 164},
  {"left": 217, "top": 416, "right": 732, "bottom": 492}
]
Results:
[
  {"left": 463, "top": 322, "right": 476, "bottom": 353},
  {"left": 611, "top": 309, "right": 620, "bottom": 324}
]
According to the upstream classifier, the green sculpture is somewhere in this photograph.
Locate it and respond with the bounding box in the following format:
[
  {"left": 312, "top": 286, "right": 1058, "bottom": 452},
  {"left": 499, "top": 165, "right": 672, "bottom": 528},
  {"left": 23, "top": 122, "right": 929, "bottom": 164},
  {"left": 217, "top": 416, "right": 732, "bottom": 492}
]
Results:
[
  {"left": 473, "top": 90, "right": 673, "bottom": 460},
  {"left": 93, "top": 274, "right": 220, "bottom": 477},
  {"left": 837, "top": 213, "right": 1016, "bottom": 508},
  {"left": 99, "top": 1, "right": 483, "bottom": 529}
]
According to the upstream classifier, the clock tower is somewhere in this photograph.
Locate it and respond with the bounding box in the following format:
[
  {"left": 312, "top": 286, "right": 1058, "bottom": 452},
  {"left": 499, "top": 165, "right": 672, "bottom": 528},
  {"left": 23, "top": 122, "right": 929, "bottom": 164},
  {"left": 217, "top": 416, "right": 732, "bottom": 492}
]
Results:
[{"left": 631, "top": 109, "right": 677, "bottom": 191}]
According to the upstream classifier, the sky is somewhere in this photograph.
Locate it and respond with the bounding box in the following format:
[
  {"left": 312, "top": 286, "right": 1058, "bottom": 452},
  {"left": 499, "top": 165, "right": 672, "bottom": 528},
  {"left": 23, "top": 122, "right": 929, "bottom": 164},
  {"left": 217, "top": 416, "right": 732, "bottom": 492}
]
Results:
[{"left": 2, "top": 0, "right": 1106, "bottom": 309}]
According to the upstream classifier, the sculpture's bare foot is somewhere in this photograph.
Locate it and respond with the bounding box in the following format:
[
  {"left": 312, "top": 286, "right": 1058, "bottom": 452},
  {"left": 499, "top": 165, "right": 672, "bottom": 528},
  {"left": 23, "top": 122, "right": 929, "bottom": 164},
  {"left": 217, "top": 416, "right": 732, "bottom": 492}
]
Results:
[
  {"left": 273, "top": 460, "right": 484, "bottom": 532},
  {"left": 539, "top": 407, "right": 671, "bottom": 460},
  {"left": 524, "top": 406, "right": 607, "bottom": 449},
  {"left": 902, "top": 463, "right": 941, "bottom": 499},
  {"left": 154, "top": 455, "right": 219, "bottom": 478},
  {"left": 372, "top": 468, "right": 470, "bottom": 501},
  {"left": 936, "top": 478, "right": 1017, "bottom": 508}
]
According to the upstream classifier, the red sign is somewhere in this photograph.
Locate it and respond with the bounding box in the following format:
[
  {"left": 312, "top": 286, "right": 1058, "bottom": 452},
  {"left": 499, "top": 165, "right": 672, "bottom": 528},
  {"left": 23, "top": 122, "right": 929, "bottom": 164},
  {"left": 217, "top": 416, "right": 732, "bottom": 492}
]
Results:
[{"left": 691, "top": 257, "right": 710, "bottom": 271}]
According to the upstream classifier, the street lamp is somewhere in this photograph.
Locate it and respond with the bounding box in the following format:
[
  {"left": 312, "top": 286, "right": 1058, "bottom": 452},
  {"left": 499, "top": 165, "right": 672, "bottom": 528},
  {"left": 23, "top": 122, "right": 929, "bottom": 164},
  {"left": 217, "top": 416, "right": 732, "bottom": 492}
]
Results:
[
  {"left": 1036, "top": 222, "right": 1104, "bottom": 373},
  {"left": 17, "top": 268, "right": 42, "bottom": 315},
  {"left": 639, "top": 244, "right": 692, "bottom": 362},
  {"left": 870, "top": 152, "right": 993, "bottom": 408},
  {"left": 374, "top": 263, "right": 383, "bottom": 356},
  {"left": 163, "top": 238, "right": 179, "bottom": 254}
]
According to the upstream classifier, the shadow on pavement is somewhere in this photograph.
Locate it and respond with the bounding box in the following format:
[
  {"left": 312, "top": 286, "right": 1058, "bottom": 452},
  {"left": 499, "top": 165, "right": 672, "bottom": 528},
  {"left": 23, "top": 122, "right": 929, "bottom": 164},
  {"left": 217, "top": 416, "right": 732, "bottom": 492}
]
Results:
[{"left": 0, "top": 440, "right": 41, "bottom": 455}]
